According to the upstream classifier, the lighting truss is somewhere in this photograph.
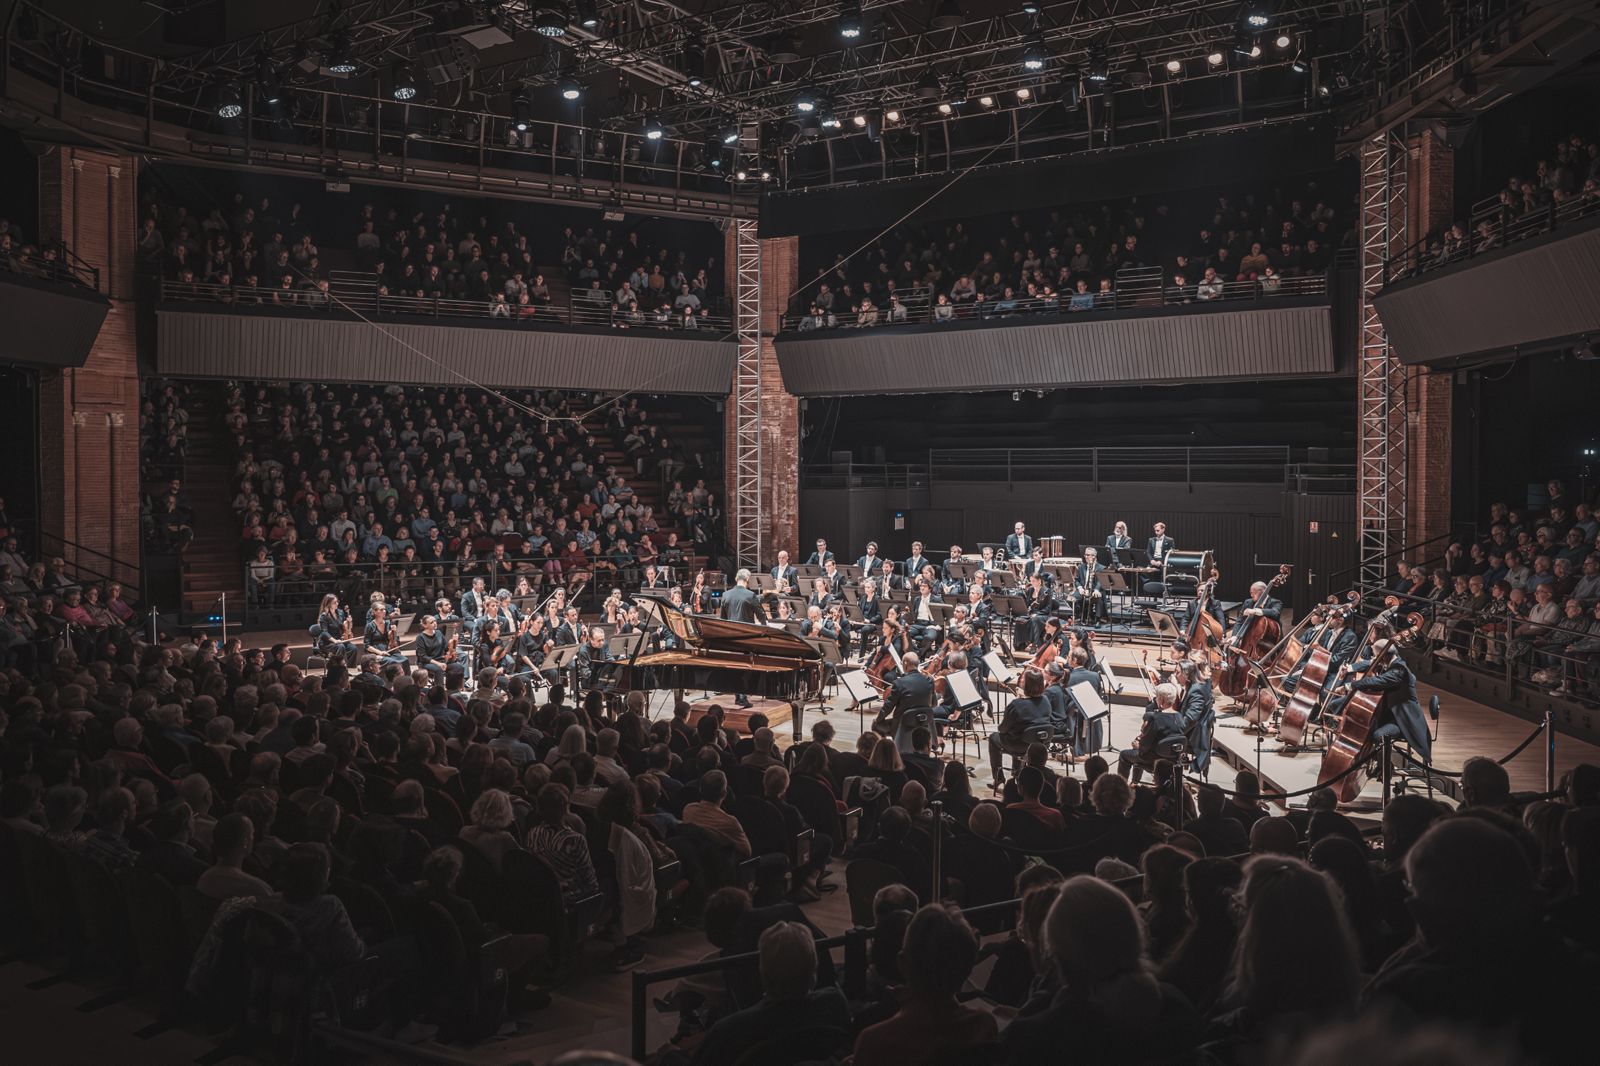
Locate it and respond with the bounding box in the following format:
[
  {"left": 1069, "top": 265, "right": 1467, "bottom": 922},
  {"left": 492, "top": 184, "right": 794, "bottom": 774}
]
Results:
[{"left": 731, "top": 217, "right": 764, "bottom": 569}]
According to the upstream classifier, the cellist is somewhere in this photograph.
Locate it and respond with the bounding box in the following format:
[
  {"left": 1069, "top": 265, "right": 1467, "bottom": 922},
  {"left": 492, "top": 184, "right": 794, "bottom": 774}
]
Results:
[{"left": 1323, "top": 637, "right": 1433, "bottom": 765}]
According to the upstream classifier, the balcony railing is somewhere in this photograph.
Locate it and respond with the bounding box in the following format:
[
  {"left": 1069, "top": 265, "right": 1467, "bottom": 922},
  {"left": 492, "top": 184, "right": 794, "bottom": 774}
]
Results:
[
  {"left": 1, "top": 242, "right": 100, "bottom": 292},
  {"left": 1383, "top": 189, "right": 1600, "bottom": 286},
  {"left": 924, "top": 446, "right": 1302, "bottom": 487},
  {"left": 780, "top": 266, "right": 1329, "bottom": 333}
]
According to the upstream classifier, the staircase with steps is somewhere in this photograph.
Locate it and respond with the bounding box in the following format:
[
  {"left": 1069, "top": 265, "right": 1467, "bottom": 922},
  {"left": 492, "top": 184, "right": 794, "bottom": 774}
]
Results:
[{"left": 175, "top": 393, "right": 246, "bottom": 618}]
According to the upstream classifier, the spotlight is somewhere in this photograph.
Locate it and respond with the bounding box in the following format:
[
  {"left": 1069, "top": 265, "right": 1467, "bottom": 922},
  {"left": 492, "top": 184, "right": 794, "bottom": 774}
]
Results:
[
  {"left": 1022, "top": 34, "right": 1048, "bottom": 72},
  {"left": 559, "top": 76, "right": 584, "bottom": 101},
  {"left": 768, "top": 33, "right": 803, "bottom": 63},
  {"left": 760, "top": 165, "right": 772, "bottom": 181},
  {"left": 391, "top": 63, "right": 418, "bottom": 101},
  {"left": 885, "top": 109, "right": 901, "bottom": 122},
  {"left": 643, "top": 113, "right": 667, "bottom": 140},
  {"left": 1207, "top": 50, "right": 1225, "bottom": 66},
  {"left": 735, "top": 166, "right": 749, "bottom": 180},
  {"left": 948, "top": 74, "right": 969, "bottom": 105},
  {"left": 852, "top": 113, "right": 868, "bottom": 127},
  {"left": 1275, "top": 32, "right": 1292, "bottom": 49},
  {"left": 533, "top": 4, "right": 569, "bottom": 37},
  {"left": 1166, "top": 58, "right": 1182, "bottom": 74},
  {"left": 1241, "top": 2, "right": 1272, "bottom": 29},
  {"left": 1290, "top": 49, "right": 1309, "bottom": 74},
  {"left": 1250, "top": 45, "right": 1262, "bottom": 58},
  {"left": 794, "top": 85, "right": 819, "bottom": 113},
  {"left": 719, "top": 120, "right": 741, "bottom": 145},
  {"left": 1060, "top": 79, "right": 1080, "bottom": 110},
  {"left": 838, "top": 0, "right": 863, "bottom": 40},
  {"left": 327, "top": 36, "right": 358, "bottom": 74},
  {"left": 1020, "top": 2, "right": 1040, "bottom": 13},
  {"left": 1085, "top": 47, "right": 1110, "bottom": 83},
  {"left": 215, "top": 81, "right": 244, "bottom": 119},
  {"left": 937, "top": 102, "right": 953, "bottom": 115},
  {"left": 256, "top": 57, "right": 283, "bottom": 105},
  {"left": 1122, "top": 54, "right": 1151, "bottom": 87},
  {"left": 1015, "top": 87, "right": 1031, "bottom": 101},
  {"left": 865, "top": 109, "right": 883, "bottom": 142},
  {"left": 1317, "top": 83, "right": 1331, "bottom": 98},
  {"left": 1232, "top": 30, "right": 1255, "bottom": 57},
  {"left": 979, "top": 95, "right": 995, "bottom": 108},
  {"left": 916, "top": 69, "right": 940, "bottom": 99},
  {"left": 932, "top": 0, "right": 964, "bottom": 30},
  {"left": 819, "top": 102, "right": 842, "bottom": 129},
  {"left": 513, "top": 90, "right": 532, "bottom": 132},
  {"left": 576, "top": 0, "right": 600, "bottom": 29},
  {"left": 682, "top": 41, "right": 706, "bottom": 86}
]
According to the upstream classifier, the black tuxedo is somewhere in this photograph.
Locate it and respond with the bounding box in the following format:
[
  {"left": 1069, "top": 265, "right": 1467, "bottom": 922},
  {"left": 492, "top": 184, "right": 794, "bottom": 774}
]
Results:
[
  {"left": 1065, "top": 666, "right": 1105, "bottom": 754},
  {"left": 856, "top": 554, "right": 882, "bottom": 575},
  {"left": 879, "top": 670, "right": 936, "bottom": 754},
  {"left": 1178, "top": 680, "right": 1215, "bottom": 773},
  {"left": 1327, "top": 656, "right": 1432, "bottom": 763},
  {"left": 1147, "top": 535, "right": 1175, "bottom": 562},
  {"left": 1023, "top": 560, "right": 1054, "bottom": 584},
  {"left": 720, "top": 584, "right": 766, "bottom": 625},
  {"left": 1074, "top": 562, "right": 1107, "bottom": 624},
  {"left": 1229, "top": 596, "right": 1283, "bottom": 640},
  {"left": 804, "top": 550, "right": 834, "bottom": 566},
  {"left": 905, "top": 555, "right": 932, "bottom": 581},
  {"left": 1003, "top": 533, "right": 1032, "bottom": 560},
  {"left": 988, "top": 694, "right": 1053, "bottom": 781},
  {"left": 770, "top": 564, "right": 798, "bottom": 589},
  {"left": 1105, "top": 534, "right": 1132, "bottom": 556}
]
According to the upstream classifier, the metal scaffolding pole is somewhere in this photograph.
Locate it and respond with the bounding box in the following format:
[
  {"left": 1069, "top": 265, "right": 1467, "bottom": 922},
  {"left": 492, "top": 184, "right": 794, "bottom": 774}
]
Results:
[
  {"left": 732, "top": 218, "right": 763, "bottom": 570},
  {"left": 1357, "top": 130, "right": 1409, "bottom": 594}
]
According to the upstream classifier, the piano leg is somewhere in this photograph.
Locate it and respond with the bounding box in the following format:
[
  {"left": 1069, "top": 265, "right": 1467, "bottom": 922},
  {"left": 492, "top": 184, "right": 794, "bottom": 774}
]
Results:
[{"left": 790, "top": 699, "right": 804, "bottom": 744}]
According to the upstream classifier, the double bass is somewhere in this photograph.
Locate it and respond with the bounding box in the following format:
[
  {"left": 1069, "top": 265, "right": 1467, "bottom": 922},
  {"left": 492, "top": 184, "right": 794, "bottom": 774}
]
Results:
[
  {"left": 1276, "top": 599, "right": 1358, "bottom": 745},
  {"left": 1217, "top": 565, "right": 1291, "bottom": 698},
  {"left": 1316, "top": 637, "right": 1395, "bottom": 803}
]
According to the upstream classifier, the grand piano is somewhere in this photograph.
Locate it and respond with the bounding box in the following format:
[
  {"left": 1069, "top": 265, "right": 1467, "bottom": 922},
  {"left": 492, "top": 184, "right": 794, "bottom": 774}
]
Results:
[{"left": 613, "top": 598, "right": 823, "bottom": 739}]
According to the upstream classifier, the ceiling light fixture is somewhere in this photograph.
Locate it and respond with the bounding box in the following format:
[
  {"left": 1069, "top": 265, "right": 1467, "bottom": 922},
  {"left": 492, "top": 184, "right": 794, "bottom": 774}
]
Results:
[
  {"left": 1207, "top": 50, "right": 1225, "bottom": 66},
  {"left": 643, "top": 113, "right": 666, "bottom": 140},
  {"left": 979, "top": 94, "right": 995, "bottom": 107},
  {"left": 931, "top": 0, "right": 964, "bottom": 30},
  {"left": 916, "top": 68, "right": 941, "bottom": 99},
  {"left": 533, "top": 4, "right": 569, "bottom": 37},
  {"left": 838, "top": 0, "right": 863, "bottom": 40},
  {"left": 1275, "top": 32, "right": 1292, "bottom": 49},
  {"left": 391, "top": 62, "right": 418, "bottom": 100},
  {"left": 1022, "top": 33, "right": 1048, "bottom": 72},
  {"left": 327, "top": 36, "right": 358, "bottom": 74},
  {"left": 1166, "top": 58, "right": 1182, "bottom": 74},
  {"left": 513, "top": 89, "right": 533, "bottom": 132},
  {"left": 558, "top": 76, "right": 584, "bottom": 101},
  {"left": 575, "top": 0, "right": 600, "bottom": 30},
  {"left": 937, "top": 102, "right": 953, "bottom": 114},
  {"left": 1241, "top": 2, "right": 1272, "bottom": 28},
  {"left": 215, "top": 81, "right": 244, "bottom": 118},
  {"left": 1015, "top": 86, "right": 1031, "bottom": 101}
]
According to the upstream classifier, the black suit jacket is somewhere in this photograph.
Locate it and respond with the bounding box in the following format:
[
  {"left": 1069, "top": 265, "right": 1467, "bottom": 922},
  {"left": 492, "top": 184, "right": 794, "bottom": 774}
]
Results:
[
  {"left": 885, "top": 671, "right": 936, "bottom": 714},
  {"left": 1004, "top": 533, "right": 1032, "bottom": 559},
  {"left": 770, "top": 564, "right": 798, "bottom": 588},
  {"left": 720, "top": 584, "right": 766, "bottom": 624},
  {"left": 1136, "top": 709, "right": 1188, "bottom": 760},
  {"left": 804, "top": 551, "right": 834, "bottom": 566},
  {"left": 1230, "top": 595, "right": 1283, "bottom": 639},
  {"left": 1148, "top": 535, "right": 1174, "bottom": 561},
  {"left": 905, "top": 555, "right": 932, "bottom": 580},
  {"left": 856, "top": 554, "right": 881, "bottom": 575},
  {"left": 1349, "top": 658, "right": 1432, "bottom": 762}
]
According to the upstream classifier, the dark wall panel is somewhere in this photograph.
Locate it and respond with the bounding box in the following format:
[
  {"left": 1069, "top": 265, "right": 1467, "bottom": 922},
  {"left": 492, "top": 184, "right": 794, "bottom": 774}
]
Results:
[
  {"left": 0, "top": 275, "right": 110, "bottom": 369},
  {"left": 155, "top": 309, "right": 736, "bottom": 394},
  {"left": 777, "top": 302, "right": 1335, "bottom": 396},
  {"left": 1375, "top": 218, "right": 1600, "bottom": 365}
]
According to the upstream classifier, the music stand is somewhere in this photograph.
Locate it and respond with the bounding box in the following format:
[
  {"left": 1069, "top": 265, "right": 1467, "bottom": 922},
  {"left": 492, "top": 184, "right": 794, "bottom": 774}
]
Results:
[
  {"left": 1071, "top": 680, "right": 1114, "bottom": 754},
  {"left": 803, "top": 636, "right": 842, "bottom": 717},
  {"left": 930, "top": 602, "right": 956, "bottom": 623},
  {"left": 796, "top": 564, "right": 823, "bottom": 580},
  {"left": 1147, "top": 609, "right": 1184, "bottom": 644},
  {"left": 753, "top": 574, "right": 777, "bottom": 591},
  {"left": 836, "top": 668, "right": 880, "bottom": 733},
  {"left": 949, "top": 561, "right": 984, "bottom": 581},
  {"left": 837, "top": 564, "right": 862, "bottom": 580},
  {"left": 1045, "top": 564, "right": 1076, "bottom": 584}
]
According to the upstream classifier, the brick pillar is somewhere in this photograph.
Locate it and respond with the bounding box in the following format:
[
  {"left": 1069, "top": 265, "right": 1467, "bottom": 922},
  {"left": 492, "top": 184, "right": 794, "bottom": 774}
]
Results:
[
  {"left": 723, "top": 229, "right": 801, "bottom": 562},
  {"left": 1405, "top": 130, "right": 1455, "bottom": 560},
  {"left": 37, "top": 147, "right": 142, "bottom": 587}
]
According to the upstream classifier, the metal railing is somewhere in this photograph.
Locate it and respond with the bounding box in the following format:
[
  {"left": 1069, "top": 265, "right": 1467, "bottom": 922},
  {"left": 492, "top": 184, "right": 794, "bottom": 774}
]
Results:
[
  {"left": 0, "top": 242, "right": 100, "bottom": 291},
  {"left": 780, "top": 266, "right": 1329, "bottom": 333},
  {"left": 925, "top": 446, "right": 1297, "bottom": 488},
  {"left": 1383, "top": 189, "right": 1600, "bottom": 286},
  {"left": 799, "top": 463, "right": 931, "bottom": 489},
  {"left": 158, "top": 277, "right": 733, "bottom": 336}
]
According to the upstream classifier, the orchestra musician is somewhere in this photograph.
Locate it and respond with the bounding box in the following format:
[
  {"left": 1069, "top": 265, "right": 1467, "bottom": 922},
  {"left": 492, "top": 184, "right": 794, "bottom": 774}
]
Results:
[
  {"left": 476, "top": 619, "right": 508, "bottom": 674},
  {"left": 1065, "top": 646, "right": 1106, "bottom": 755},
  {"left": 1024, "top": 573, "right": 1058, "bottom": 651},
  {"left": 1175, "top": 658, "right": 1216, "bottom": 774},
  {"left": 804, "top": 538, "right": 835, "bottom": 566},
  {"left": 314, "top": 593, "right": 358, "bottom": 664},
  {"left": 979, "top": 545, "right": 999, "bottom": 573},
  {"left": 937, "top": 567, "right": 965, "bottom": 601},
  {"left": 905, "top": 541, "right": 933, "bottom": 584},
  {"left": 1227, "top": 581, "right": 1283, "bottom": 644},
  {"left": 807, "top": 577, "right": 836, "bottom": 614},
  {"left": 510, "top": 611, "right": 556, "bottom": 684},
  {"left": 554, "top": 605, "right": 583, "bottom": 646},
  {"left": 1023, "top": 545, "right": 1054, "bottom": 585},
  {"left": 770, "top": 550, "right": 798, "bottom": 594},
  {"left": 688, "top": 570, "right": 711, "bottom": 613},
  {"left": 858, "top": 578, "right": 885, "bottom": 632},
  {"left": 875, "top": 650, "right": 936, "bottom": 747},
  {"left": 1118, "top": 682, "right": 1187, "bottom": 782},
  {"left": 908, "top": 578, "right": 943, "bottom": 653},
  {"left": 1106, "top": 521, "right": 1133, "bottom": 556},
  {"left": 1285, "top": 605, "right": 1359, "bottom": 690},
  {"left": 1004, "top": 521, "right": 1033, "bottom": 560},
  {"left": 826, "top": 603, "right": 853, "bottom": 659},
  {"left": 1074, "top": 546, "right": 1107, "bottom": 625},
  {"left": 460, "top": 576, "right": 489, "bottom": 635},
  {"left": 801, "top": 604, "right": 839, "bottom": 645},
  {"left": 1148, "top": 522, "right": 1175, "bottom": 564},
  {"left": 577, "top": 626, "right": 612, "bottom": 689},
  {"left": 856, "top": 541, "right": 883, "bottom": 575},
  {"left": 490, "top": 588, "right": 522, "bottom": 634},
  {"left": 432, "top": 597, "right": 462, "bottom": 628},
  {"left": 414, "top": 614, "right": 461, "bottom": 680},
  {"left": 1324, "top": 637, "right": 1434, "bottom": 764},
  {"left": 943, "top": 545, "right": 966, "bottom": 582},
  {"left": 821, "top": 558, "right": 844, "bottom": 596},
  {"left": 640, "top": 564, "right": 671, "bottom": 590},
  {"left": 988, "top": 666, "right": 1053, "bottom": 790},
  {"left": 876, "top": 558, "right": 901, "bottom": 593},
  {"left": 363, "top": 601, "right": 408, "bottom": 667}
]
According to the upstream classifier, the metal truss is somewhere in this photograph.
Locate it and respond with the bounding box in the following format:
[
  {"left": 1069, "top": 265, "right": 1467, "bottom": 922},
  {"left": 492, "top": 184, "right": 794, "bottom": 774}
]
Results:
[
  {"left": 732, "top": 218, "right": 763, "bottom": 570},
  {"left": 1357, "top": 129, "right": 1407, "bottom": 596}
]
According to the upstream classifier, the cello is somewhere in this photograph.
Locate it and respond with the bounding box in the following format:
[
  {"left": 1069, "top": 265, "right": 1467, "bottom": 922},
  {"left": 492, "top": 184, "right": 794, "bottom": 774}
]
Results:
[
  {"left": 1217, "top": 565, "right": 1291, "bottom": 698},
  {"left": 1316, "top": 634, "right": 1395, "bottom": 803}
]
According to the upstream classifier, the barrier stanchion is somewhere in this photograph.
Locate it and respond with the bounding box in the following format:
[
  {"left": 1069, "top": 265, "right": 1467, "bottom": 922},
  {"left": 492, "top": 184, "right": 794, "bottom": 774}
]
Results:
[{"left": 1546, "top": 708, "right": 1557, "bottom": 795}]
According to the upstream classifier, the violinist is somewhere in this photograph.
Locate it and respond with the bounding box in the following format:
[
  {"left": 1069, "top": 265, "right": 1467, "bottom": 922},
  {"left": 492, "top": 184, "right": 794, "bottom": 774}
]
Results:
[
  {"left": 476, "top": 619, "right": 508, "bottom": 674},
  {"left": 1073, "top": 547, "right": 1107, "bottom": 625},
  {"left": 364, "top": 601, "right": 408, "bottom": 667},
  {"left": 966, "top": 584, "right": 994, "bottom": 633},
  {"left": 640, "top": 563, "right": 671, "bottom": 590},
  {"left": 490, "top": 589, "right": 522, "bottom": 634},
  {"left": 875, "top": 650, "right": 936, "bottom": 739},
  {"left": 511, "top": 612, "right": 555, "bottom": 683},
  {"left": 314, "top": 593, "right": 358, "bottom": 664},
  {"left": 807, "top": 577, "right": 837, "bottom": 614},
  {"left": 1228, "top": 581, "right": 1283, "bottom": 643},
  {"left": 827, "top": 603, "right": 853, "bottom": 659},
  {"left": 987, "top": 667, "right": 1053, "bottom": 791},
  {"left": 934, "top": 648, "right": 976, "bottom": 732},
  {"left": 1324, "top": 637, "right": 1433, "bottom": 764},
  {"left": 415, "top": 613, "right": 463, "bottom": 680},
  {"left": 1118, "top": 682, "right": 1186, "bottom": 783},
  {"left": 1024, "top": 573, "right": 1057, "bottom": 651}
]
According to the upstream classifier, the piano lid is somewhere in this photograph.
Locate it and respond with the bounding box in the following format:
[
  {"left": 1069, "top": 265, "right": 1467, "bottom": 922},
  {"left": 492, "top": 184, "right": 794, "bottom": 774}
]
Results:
[{"left": 653, "top": 598, "right": 822, "bottom": 660}]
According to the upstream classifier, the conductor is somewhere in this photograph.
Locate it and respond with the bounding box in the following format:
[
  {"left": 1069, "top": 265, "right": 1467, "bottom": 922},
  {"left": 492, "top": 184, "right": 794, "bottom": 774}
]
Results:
[
  {"left": 720, "top": 568, "right": 767, "bottom": 708},
  {"left": 875, "top": 651, "right": 936, "bottom": 753}
]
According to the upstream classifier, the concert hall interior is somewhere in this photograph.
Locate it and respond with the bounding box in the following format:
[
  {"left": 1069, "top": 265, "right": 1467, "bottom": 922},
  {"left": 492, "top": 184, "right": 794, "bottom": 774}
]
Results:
[{"left": 5, "top": 2, "right": 1600, "bottom": 1064}]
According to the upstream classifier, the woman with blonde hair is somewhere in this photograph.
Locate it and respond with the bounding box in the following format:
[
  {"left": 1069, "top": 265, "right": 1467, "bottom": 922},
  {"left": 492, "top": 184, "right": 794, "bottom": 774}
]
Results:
[{"left": 459, "top": 788, "right": 522, "bottom": 871}]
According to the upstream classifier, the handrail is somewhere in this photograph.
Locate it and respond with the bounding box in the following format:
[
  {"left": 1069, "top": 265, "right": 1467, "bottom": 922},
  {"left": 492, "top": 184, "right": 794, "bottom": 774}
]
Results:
[
  {"left": 1382, "top": 191, "right": 1600, "bottom": 286},
  {"left": 922, "top": 445, "right": 1300, "bottom": 487},
  {"left": 0, "top": 243, "right": 100, "bottom": 292},
  {"left": 1325, "top": 528, "right": 1462, "bottom": 585}
]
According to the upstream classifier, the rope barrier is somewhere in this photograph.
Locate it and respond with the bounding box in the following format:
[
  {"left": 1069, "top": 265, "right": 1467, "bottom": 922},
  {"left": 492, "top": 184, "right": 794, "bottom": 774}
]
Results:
[{"left": 1389, "top": 714, "right": 1548, "bottom": 779}]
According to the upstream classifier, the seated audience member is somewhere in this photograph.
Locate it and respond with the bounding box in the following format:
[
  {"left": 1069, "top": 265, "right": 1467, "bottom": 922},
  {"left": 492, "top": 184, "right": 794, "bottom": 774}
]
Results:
[{"left": 690, "top": 920, "right": 851, "bottom": 1065}]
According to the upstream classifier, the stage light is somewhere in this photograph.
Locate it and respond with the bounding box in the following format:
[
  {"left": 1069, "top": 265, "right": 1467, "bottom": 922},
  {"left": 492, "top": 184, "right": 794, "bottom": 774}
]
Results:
[
  {"left": 1085, "top": 47, "right": 1110, "bottom": 83},
  {"left": 979, "top": 95, "right": 995, "bottom": 108},
  {"left": 916, "top": 68, "right": 941, "bottom": 99},
  {"left": 533, "top": 4, "right": 569, "bottom": 37},
  {"left": 794, "top": 85, "right": 819, "bottom": 112},
  {"left": 643, "top": 113, "right": 666, "bottom": 140},
  {"left": 1166, "top": 58, "right": 1182, "bottom": 74},
  {"left": 852, "top": 113, "right": 868, "bottom": 127},
  {"left": 256, "top": 57, "right": 283, "bottom": 105},
  {"left": 1241, "top": 2, "right": 1272, "bottom": 28},
  {"left": 1015, "top": 87, "right": 1031, "bottom": 101},
  {"left": 1232, "top": 30, "right": 1255, "bottom": 57},
  {"left": 513, "top": 91, "right": 533, "bottom": 132},
  {"left": 769, "top": 33, "right": 803, "bottom": 63},
  {"left": 735, "top": 166, "right": 748, "bottom": 180},
  {"left": 932, "top": 0, "right": 964, "bottom": 30},
  {"left": 1022, "top": 34, "right": 1048, "bottom": 72},
  {"left": 838, "top": 1, "right": 863, "bottom": 40},
  {"left": 719, "top": 120, "right": 741, "bottom": 145},
  {"left": 1207, "top": 50, "right": 1225, "bottom": 66},
  {"left": 1020, "top": 2, "right": 1040, "bottom": 13},
  {"left": 576, "top": 0, "right": 600, "bottom": 29},
  {"left": 759, "top": 165, "right": 772, "bottom": 181},
  {"left": 1249, "top": 44, "right": 1262, "bottom": 58},
  {"left": 682, "top": 41, "right": 706, "bottom": 86},
  {"left": 1317, "top": 83, "right": 1331, "bottom": 98},
  {"left": 1290, "top": 49, "right": 1309, "bottom": 74},
  {"left": 559, "top": 76, "right": 584, "bottom": 101},
  {"left": 1122, "top": 54, "right": 1151, "bottom": 87},
  {"left": 819, "top": 102, "right": 842, "bottom": 129},
  {"left": 327, "top": 37, "right": 358, "bottom": 74},
  {"left": 948, "top": 74, "right": 969, "bottom": 105},
  {"left": 391, "top": 63, "right": 418, "bottom": 101},
  {"left": 935, "top": 102, "right": 951, "bottom": 115},
  {"left": 1275, "top": 32, "right": 1292, "bottom": 49},
  {"left": 885, "top": 109, "right": 901, "bottom": 122},
  {"left": 216, "top": 81, "right": 243, "bottom": 119}
]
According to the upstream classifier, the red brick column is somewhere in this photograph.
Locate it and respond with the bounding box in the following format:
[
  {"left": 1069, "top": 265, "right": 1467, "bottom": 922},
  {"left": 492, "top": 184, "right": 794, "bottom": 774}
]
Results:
[
  {"left": 1405, "top": 130, "right": 1455, "bottom": 560},
  {"left": 723, "top": 229, "right": 801, "bottom": 563},
  {"left": 37, "top": 147, "right": 142, "bottom": 587}
]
